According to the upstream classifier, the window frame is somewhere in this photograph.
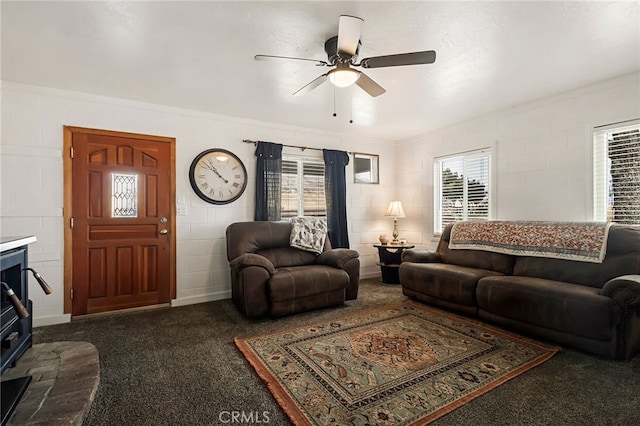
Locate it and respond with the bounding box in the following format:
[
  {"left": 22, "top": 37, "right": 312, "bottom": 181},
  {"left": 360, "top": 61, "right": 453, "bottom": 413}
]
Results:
[
  {"left": 592, "top": 118, "right": 640, "bottom": 224},
  {"left": 433, "top": 147, "right": 493, "bottom": 235},
  {"left": 281, "top": 154, "right": 327, "bottom": 219},
  {"left": 353, "top": 152, "right": 379, "bottom": 184}
]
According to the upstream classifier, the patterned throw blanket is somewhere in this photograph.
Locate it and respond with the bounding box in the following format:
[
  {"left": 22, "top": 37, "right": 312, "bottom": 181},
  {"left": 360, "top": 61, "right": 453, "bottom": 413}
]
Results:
[{"left": 449, "top": 221, "right": 612, "bottom": 263}]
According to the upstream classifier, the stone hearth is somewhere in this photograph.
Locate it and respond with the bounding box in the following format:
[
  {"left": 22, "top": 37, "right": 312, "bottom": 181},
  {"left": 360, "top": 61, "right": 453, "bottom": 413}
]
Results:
[{"left": 2, "top": 341, "right": 99, "bottom": 425}]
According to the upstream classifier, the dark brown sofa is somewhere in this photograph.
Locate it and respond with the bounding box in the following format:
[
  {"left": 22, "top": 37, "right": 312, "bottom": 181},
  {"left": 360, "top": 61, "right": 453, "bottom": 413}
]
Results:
[
  {"left": 226, "top": 221, "right": 359, "bottom": 318},
  {"left": 399, "top": 222, "right": 640, "bottom": 359}
]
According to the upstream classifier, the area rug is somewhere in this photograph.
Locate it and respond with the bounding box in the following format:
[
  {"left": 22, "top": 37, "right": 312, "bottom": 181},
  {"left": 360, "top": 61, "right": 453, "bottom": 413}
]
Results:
[
  {"left": 449, "top": 220, "right": 611, "bottom": 263},
  {"left": 235, "top": 302, "right": 559, "bottom": 425}
]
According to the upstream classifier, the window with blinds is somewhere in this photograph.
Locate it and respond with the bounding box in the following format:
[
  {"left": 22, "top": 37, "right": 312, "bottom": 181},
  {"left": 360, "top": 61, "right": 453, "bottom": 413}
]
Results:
[
  {"left": 434, "top": 148, "right": 492, "bottom": 234},
  {"left": 593, "top": 119, "right": 640, "bottom": 225},
  {"left": 281, "top": 157, "right": 326, "bottom": 218}
]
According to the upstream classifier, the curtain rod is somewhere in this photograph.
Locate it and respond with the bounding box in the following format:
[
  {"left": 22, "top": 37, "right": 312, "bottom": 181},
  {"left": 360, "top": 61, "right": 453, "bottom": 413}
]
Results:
[{"left": 242, "top": 139, "right": 353, "bottom": 155}]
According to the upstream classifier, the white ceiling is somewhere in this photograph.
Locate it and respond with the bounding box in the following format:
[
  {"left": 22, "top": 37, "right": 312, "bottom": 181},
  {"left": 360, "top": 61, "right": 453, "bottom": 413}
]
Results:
[{"left": 2, "top": 1, "right": 639, "bottom": 141}]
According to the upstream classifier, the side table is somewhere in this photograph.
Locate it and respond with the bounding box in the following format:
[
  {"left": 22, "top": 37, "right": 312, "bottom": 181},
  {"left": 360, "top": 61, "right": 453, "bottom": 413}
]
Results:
[{"left": 373, "top": 243, "right": 415, "bottom": 284}]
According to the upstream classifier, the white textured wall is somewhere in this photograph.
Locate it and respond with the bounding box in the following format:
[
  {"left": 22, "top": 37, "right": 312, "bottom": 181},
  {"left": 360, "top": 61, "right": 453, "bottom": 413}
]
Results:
[
  {"left": 0, "top": 82, "right": 395, "bottom": 325},
  {"left": 396, "top": 72, "right": 640, "bottom": 250},
  {"left": 2, "top": 72, "right": 638, "bottom": 324}
]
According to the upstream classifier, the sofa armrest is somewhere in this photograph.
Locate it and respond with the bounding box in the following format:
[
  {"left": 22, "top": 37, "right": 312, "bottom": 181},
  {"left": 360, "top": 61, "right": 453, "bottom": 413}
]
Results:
[
  {"left": 317, "top": 249, "right": 359, "bottom": 269},
  {"left": 229, "top": 253, "right": 276, "bottom": 275},
  {"left": 401, "top": 249, "right": 441, "bottom": 263},
  {"left": 317, "top": 249, "right": 360, "bottom": 301},
  {"left": 600, "top": 275, "right": 640, "bottom": 309}
]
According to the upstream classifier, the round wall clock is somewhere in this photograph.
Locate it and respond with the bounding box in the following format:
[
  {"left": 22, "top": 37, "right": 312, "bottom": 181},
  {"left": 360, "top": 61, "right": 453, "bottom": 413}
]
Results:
[{"left": 189, "top": 148, "right": 248, "bottom": 204}]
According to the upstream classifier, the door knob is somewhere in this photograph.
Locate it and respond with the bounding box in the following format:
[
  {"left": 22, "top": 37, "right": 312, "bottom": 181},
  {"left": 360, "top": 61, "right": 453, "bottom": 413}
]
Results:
[{"left": 160, "top": 229, "right": 168, "bottom": 235}]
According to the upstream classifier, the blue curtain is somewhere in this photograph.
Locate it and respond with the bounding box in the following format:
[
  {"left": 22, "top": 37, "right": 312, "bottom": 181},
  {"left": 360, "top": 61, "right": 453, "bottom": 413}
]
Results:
[
  {"left": 254, "top": 141, "right": 283, "bottom": 221},
  {"left": 323, "top": 149, "right": 350, "bottom": 248}
]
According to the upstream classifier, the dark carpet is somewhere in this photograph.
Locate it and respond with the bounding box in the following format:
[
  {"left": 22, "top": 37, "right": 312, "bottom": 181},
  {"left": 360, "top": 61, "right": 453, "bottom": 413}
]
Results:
[{"left": 33, "top": 278, "right": 640, "bottom": 426}]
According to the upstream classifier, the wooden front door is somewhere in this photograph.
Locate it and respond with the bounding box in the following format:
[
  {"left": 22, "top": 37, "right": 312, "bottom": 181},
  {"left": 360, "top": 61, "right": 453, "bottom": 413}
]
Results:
[{"left": 64, "top": 127, "right": 175, "bottom": 316}]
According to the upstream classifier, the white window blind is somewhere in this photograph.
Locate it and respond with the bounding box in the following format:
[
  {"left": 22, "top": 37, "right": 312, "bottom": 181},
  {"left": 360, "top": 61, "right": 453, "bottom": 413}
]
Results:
[
  {"left": 593, "top": 119, "right": 640, "bottom": 224},
  {"left": 434, "top": 148, "right": 492, "bottom": 234},
  {"left": 281, "top": 156, "right": 326, "bottom": 219}
]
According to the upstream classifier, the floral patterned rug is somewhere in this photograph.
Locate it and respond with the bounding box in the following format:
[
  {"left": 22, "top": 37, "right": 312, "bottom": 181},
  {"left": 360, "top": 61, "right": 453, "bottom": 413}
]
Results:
[
  {"left": 235, "top": 302, "right": 559, "bottom": 425},
  {"left": 449, "top": 221, "right": 611, "bottom": 263}
]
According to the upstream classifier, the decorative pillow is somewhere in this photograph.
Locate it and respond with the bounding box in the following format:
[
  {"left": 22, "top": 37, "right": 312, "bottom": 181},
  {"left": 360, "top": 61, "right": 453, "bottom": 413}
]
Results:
[{"left": 289, "top": 217, "right": 327, "bottom": 254}]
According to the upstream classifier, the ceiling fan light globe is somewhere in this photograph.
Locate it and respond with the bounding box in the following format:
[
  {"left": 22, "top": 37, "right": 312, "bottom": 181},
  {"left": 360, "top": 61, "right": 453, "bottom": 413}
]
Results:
[{"left": 327, "top": 68, "right": 360, "bottom": 88}]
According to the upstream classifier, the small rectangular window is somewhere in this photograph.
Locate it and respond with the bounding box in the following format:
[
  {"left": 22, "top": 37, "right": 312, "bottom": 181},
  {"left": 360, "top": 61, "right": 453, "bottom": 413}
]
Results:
[{"left": 353, "top": 153, "right": 379, "bottom": 184}]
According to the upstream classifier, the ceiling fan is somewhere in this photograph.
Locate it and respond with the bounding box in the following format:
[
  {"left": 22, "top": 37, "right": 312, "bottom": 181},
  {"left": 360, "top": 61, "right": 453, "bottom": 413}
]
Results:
[{"left": 255, "top": 15, "right": 436, "bottom": 97}]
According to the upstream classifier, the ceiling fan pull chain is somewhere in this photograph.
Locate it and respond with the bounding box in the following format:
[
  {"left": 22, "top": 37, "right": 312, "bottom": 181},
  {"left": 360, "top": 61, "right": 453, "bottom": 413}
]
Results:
[
  {"left": 333, "top": 86, "right": 337, "bottom": 117},
  {"left": 349, "top": 88, "right": 354, "bottom": 124}
]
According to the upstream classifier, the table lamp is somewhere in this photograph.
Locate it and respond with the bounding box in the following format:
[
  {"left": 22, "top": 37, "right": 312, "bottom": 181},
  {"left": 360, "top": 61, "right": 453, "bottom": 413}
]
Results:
[{"left": 385, "top": 201, "right": 406, "bottom": 244}]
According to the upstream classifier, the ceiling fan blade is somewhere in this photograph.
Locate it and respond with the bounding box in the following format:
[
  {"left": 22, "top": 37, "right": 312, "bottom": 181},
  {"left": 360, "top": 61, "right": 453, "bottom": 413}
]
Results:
[
  {"left": 337, "top": 15, "right": 364, "bottom": 56},
  {"left": 293, "top": 74, "right": 328, "bottom": 96},
  {"left": 255, "top": 55, "right": 328, "bottom": 66},
  {"left": 359, "top": 50, "right": 436, "bottom": 68},
  {"left": 355, "top": 72, "right": 386, "bottom": 97}
]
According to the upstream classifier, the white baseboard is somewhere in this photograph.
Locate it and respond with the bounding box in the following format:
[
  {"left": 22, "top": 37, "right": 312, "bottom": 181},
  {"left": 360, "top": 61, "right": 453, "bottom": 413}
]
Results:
[
  {"left": 33, "top": 314, "right": 71, "bottom": 327},
  {"left": 31, "top": 294, "right": 231, "bottom": 325},
  {"left": 31, "top": 280, "right": 382, "bottom": 325},
  {"left": 171, "top": 290, "right": 231, "bottom": 307},
  {"left": 360, "top": 272, "right": 382, "bottom": 280}
]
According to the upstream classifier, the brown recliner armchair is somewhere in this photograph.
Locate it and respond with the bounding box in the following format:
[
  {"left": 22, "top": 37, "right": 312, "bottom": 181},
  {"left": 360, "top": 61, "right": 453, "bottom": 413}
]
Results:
[{"left": 226, "top": 221, "right": 360, "bottom": 318}]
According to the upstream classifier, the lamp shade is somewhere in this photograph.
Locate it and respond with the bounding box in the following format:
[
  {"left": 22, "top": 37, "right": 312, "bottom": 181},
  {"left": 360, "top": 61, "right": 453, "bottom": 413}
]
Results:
[
  {"left": 385, "top": 201, "right": 406, "bottom": 218},
  {"left": 327, "top": 68, "right": 360, "bottom": 88}
]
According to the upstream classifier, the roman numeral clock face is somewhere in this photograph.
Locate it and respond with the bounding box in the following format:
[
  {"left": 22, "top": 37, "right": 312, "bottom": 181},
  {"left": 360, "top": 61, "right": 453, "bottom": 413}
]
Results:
[{"left": 189, "top": 149, "right": 248, "bottom": 204}]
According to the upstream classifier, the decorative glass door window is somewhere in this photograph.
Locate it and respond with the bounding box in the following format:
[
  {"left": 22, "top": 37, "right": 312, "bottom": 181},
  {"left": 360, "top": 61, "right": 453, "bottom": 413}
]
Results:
[{"left": 111, "top": 173, "right": 138, "bottom": 217}]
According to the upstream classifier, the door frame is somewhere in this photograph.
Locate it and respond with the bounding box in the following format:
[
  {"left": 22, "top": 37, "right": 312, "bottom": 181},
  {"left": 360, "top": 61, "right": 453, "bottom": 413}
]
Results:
[{"left": 63, "top": 126, "right": 177, "bottom": 315}]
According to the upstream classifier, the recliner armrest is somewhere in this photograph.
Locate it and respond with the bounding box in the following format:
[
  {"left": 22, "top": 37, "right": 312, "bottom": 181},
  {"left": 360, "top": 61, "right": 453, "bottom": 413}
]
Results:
[
  {"left": 229, "top": 253, "right": 276, "bottom": 275},
  {"left": 600, "top": 275, "right": 640, "bottom": 309},
  {"left": 317, "top": 249, "right": 359, "bottom": 269},
  {"left": 401, "top": 249, "right": 441, "bottom": 263}
]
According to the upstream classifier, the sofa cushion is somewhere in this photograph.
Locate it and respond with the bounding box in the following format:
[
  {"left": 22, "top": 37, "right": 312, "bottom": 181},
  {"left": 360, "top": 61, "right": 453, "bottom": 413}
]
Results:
[
  {"left": 512, "top": 254, "right": 639, "bottom": 289},
  {"left": 400, "top": 262, "right": 505, "bottom": 308},
  {"left": 226, "top": 221, "right": 293, "bottom": 260},
  {"left": 476, "top": 276, "right": 622, "bottom": 341},
  {"left": 438, "top": 224, "right": 514, "bottom": 274},
  {"left": 268, "top": 265, "right": 348, "bottom": 302},
  {"left": 256, "top": 247, "right": 318, "bottom": 268},
  {"left": 605, "top": 224, "right": 640, "bottom": 255},
  {"left": 512, "top": 225, "right": 640, "bottom": 288}
]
